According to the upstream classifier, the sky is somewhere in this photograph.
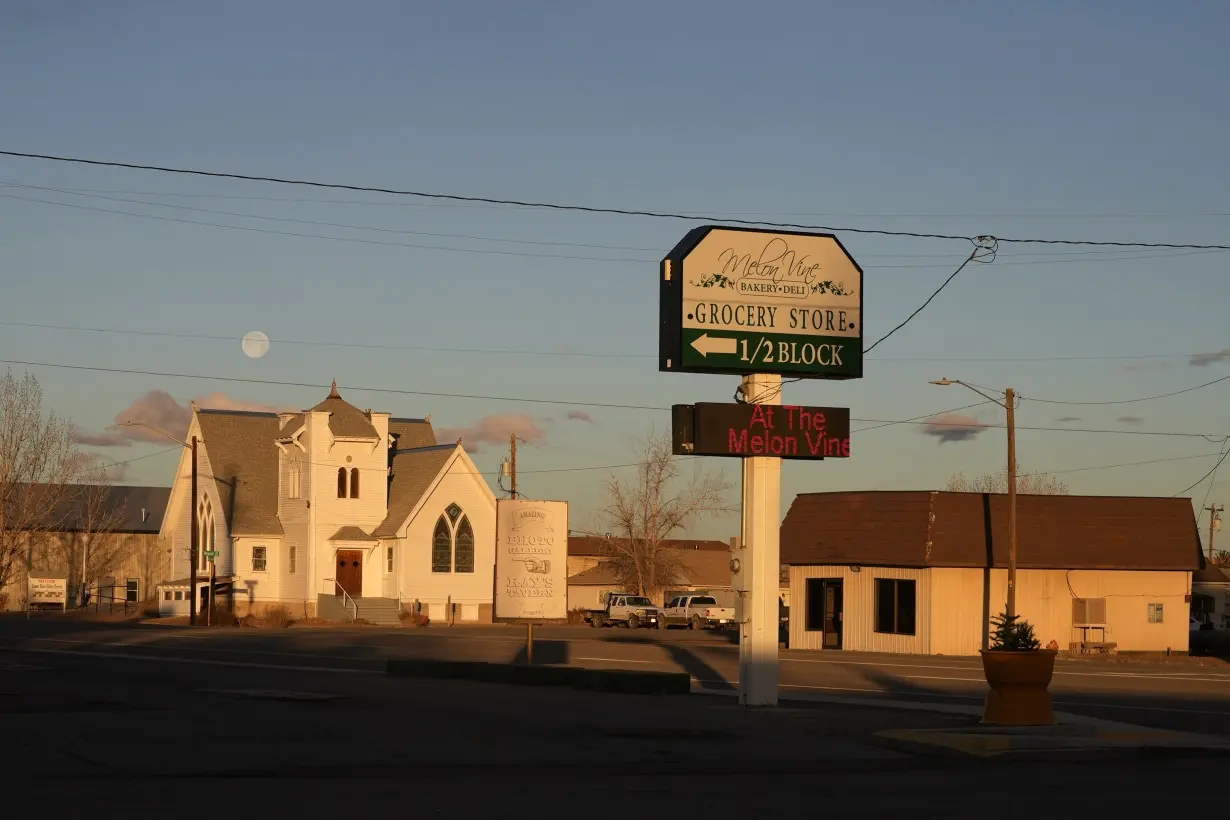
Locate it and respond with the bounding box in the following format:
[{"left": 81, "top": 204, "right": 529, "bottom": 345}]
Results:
[{"left": 2, "top": 0, "right": 1229, "bottom": 544}]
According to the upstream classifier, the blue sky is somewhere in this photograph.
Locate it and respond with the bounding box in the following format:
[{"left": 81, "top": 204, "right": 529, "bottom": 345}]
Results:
[{"left": 2, "top": 0, "right": 1229, "bottom": 542}]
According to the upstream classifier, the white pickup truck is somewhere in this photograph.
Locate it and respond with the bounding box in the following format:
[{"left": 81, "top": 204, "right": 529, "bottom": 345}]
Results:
[
  {"left": 659, "top": 594, "right": 737, "bottom": 631},
  {"left": 586, "top": 593, "right": 662, "bottom": 629}
]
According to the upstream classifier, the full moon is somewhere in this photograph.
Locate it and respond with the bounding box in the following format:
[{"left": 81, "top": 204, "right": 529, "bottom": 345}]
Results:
[{"left": 241, "top": 330, "right": 270, "bottom": 359}]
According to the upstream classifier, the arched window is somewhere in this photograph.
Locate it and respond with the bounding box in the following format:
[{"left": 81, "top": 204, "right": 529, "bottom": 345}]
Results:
[
  {"left": 287, "top": 452, "right": 302, "bottom": 499},
  {"left": 337, "top": 467, "right": 347, "bottom": 498},
  {"left": 350, "top": 468, "right": 360, "bottom": 499},
  {"left": 454, "top": 517, "right": 475, "bottom": 573},
  {"left": 431, "top": 516, "right": 452, "bottom": 573},
  {"left": 198, "top": 497, "right": 213, "bottom": 572}
]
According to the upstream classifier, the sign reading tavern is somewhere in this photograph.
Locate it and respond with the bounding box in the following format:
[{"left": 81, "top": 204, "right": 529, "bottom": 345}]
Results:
[{"left": 672, "top": 403, "right": 851, "bottom": 461}]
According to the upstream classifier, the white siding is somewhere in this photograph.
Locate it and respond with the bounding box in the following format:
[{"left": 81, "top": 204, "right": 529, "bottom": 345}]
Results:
[
  {"left": 230, "top": 537, "right": 283, "bottom": 603},
  {"left": 789, "top": 565, "right": 931, "bottom": 653},
  {"left": 277, "top": 441, "right": 310, "bottom": 604},
  {"left": 164, "top": 429, "right": 233, "bottom": 581},
  {"left": 395, "top": 450, "right": 495, "bottom": 619}
]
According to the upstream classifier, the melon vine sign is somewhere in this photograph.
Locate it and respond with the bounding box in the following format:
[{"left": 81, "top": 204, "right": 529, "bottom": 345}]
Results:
[{"left": 658, "top": 226, "right": 864, "bottom": 379}]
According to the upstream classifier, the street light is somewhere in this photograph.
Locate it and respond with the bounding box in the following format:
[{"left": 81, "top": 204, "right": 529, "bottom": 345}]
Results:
[
  {"left": 929, "top": 378, "right": 1019, "bottom": 621},
  {"left": 120, "top": 420, "right": 202, "bottom": 627}
]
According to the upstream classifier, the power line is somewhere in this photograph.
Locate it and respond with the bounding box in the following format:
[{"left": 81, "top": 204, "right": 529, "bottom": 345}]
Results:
[
  {"left": 3, "top": 356, "right": 1225, "bottom": 439},
  {"left": 1013, "top": 373, "right": 1230, "bottom": 406},
  {"left": 1047, "top": 451, "right": 1224, "bottom": 476},
  {"left": 0, "top": 317, "right": 1218, "bottom": 364},
  {"left": 1173, "top": 445, "right": 1230, "bottom": 497},
  {"left": 5, "top": 181, "right": 1224, "bottom": 269},
  {"left": 4, "top": 149, "right": 1230, "bottom": 250}
]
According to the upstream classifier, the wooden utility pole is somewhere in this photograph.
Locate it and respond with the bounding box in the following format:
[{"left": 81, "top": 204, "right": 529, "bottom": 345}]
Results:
[
  {"left": 189, "top": 435, "right": 198, "bottom": 627},
  {"left": 509, "top": 433, "right": 518, "bottom": 499},
  {"left": 1005, "top": 387, "right": 1018, "bottom": 621},
  {"left": 1206, "top": 503, "right": 1224, "bottom": 562}
]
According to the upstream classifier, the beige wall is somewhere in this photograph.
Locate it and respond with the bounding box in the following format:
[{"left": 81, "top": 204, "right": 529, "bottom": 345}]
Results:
[
  {"left": 2, "top": 530, "right": 169, "bottom": 611},
  {"left": 789, "top": 565, "right": 931, "bottom": 654}
]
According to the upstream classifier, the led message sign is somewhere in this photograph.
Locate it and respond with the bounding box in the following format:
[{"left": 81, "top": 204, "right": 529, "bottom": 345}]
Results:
[{"left": 672, "top": 402, "right": 851, "bottom": 461}]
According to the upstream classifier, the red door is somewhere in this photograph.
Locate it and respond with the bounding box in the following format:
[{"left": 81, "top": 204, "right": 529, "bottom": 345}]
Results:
[{"left": 335, "top": 550, "right": 363, "bottom": 598}]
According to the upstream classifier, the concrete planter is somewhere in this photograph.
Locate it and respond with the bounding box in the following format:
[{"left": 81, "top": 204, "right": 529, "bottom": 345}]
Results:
[{"left": 979, "top": 648, "right": 1058, "bottom": 726}]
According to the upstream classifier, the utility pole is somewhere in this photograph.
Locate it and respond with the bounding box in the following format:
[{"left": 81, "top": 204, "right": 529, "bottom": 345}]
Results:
[
  {"left": 1206, "top": 503, "right": 1224, "bottom": 563},
  {"left": 509, "top": 433, "right": 518, "bottom": 499},
  {"left": 1005, "top": 387, "right": 1017, "bottom": 621},
  {"left": 189, "top": 435, "right": 198, "bottom": 627}
]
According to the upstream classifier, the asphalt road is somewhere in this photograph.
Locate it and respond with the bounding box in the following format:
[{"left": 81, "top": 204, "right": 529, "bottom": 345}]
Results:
[
  {"left": 1, "top": 634, "right": 1225, "bottom": 814},
  {"left": 3, "top": 618, "right": 1229, "bottom": 736}
]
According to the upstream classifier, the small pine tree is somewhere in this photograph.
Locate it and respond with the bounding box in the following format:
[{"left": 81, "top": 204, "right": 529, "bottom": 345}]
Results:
[{"left": 988, "top": 611, "right": 1041, "bottom": 651}]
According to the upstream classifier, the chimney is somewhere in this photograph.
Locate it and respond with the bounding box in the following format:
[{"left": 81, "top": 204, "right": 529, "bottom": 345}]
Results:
[
  {"left": 141, "top": 508, "right": 148, "bottom": 522},
  {"left": 729, "top": 536, "right": 739, "bottom": 549}
]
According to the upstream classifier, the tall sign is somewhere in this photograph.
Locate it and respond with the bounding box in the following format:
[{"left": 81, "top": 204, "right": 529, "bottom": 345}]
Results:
[
  {"left": 659, "top": 226, "right": 864, "bottom": 379},
  {"left": 657, "top": 226, "right": 864, "bottom": 710},
  {"left": 493, "top": 499, "right": 569, "bottom": 622}
]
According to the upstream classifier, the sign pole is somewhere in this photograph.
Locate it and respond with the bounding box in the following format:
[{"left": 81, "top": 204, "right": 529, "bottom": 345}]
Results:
[{"left": 738, "top": 373, "right": 783, "bottom": 708}]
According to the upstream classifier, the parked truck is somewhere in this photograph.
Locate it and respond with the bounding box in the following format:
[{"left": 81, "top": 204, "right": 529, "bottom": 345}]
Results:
[
  {"left": 659, "top": 594, "right": 737, "bottom": 631},
  {"left": 586, "top": 592, "right": 662, "bottom": 629}
]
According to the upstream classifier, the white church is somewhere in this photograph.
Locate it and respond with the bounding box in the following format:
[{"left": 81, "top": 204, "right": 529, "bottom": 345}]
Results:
[{"left": 157, "top": 383, "right": 497, "bottom": 624}]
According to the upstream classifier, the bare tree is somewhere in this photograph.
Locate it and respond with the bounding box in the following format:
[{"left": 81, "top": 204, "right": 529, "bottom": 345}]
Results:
[
  {"left": 945, "top": 465, "right": 1069, "bottom": 495},
  {"left": 59, "top": 466, "right": 129, "bottom": 604},
  {"left": 598, "top": 430, "right": 734, "bottom": 597},
  {"left": 0, "top": 370, "right": 81, "bottom": 593}
]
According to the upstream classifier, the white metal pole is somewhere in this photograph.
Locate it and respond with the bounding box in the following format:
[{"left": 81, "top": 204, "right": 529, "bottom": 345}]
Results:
[{"left": 738, "top": 372, "right": 783, "bottom": 708}]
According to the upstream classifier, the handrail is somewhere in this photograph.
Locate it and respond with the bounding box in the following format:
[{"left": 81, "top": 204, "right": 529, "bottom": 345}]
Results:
[{"left": 323, "top": 578, "right": 358, "bottom": 621}]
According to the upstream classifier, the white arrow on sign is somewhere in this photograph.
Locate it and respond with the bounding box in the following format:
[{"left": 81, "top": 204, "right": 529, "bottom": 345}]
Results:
[{"left": 690, "top": 333, "right": 739, "bottom": 358}]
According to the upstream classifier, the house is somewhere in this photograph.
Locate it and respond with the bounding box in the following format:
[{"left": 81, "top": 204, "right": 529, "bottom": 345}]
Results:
[
  {"left": 565, "top": 535, "right": 735, "bottom": 609},
  {"left": 156, "top": 383, "right": 497, "bottom": 623},
  {"left": 781, "top": 491, "right": 1202, "bottom": 655},
  {"left": 0, "top": 484, "right": 170, "bottom": 611},
  {"left": 1192, "top": 565, "right": 1230, "bottom": 628}
]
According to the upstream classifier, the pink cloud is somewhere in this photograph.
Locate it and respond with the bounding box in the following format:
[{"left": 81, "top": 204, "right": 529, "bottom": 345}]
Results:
[
  {"left": 921, "top": 412, "right": 989, "bottom": 444},
  {"left": 565, "top": 410, "right": 594, "bottom": 423},
  {"left": 75, "top": 390, "right": 282, "bottom": 448},
  {"left": 438, "top": 414, "right": 547, "bottom": 454}
]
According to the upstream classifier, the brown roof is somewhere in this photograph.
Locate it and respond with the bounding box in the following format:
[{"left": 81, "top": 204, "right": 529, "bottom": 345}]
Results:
[
  {"left": 1194, "top": 565, "right": 1230, "bottom": 584},
  {"left": 568, "top": 547, "right": 733, "bottom": 588},
  {"left": 372, "top": 439, "right": 451, "bottom": 538},
  {"left": 568, "top": 536, "right": 732, "bottom": 557},
  {"left": 276, "top": 414, "right": 305, "bottom": 440},
  {"left": 330, "top": 525, "right": 376, "bottom": 541},
  {"left": 781, "top": 491, "right": 1203, "bottom": 571},
  {"left": 308, "top": 382, "right": 378, "bottom": 439},
  {"left": 196, "top": 410, "right": 283, "bottom": 537}
]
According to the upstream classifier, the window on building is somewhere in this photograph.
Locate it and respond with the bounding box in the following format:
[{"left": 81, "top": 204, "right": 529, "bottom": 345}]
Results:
[
  {"left": 454, "top": 517, "right": 475, "bottom": 573},
  {"left": 874, "top": 578, "right": 917, "bottom": 636},
  {"left": 386, "top": 545, "right": 394, "bottom": 574},
  {"left": 252, "top": 545, "right": 267, "bottom": 573},
  {"left": 174, "top": 590, "right": 183, "bottom": 601},
  {"left": 288, "top": 546, "right": 297, "bottom": 574},
  {"left": 126, "top": 579, "right": 138, "bottom": 603},
  {"left": 288, "top": 465, "right": 301, "bottom": 499},
  {"left": 432, "top": 517, "right": 452, "bottom": 573},
  {"left": 350, "top": 468, "right": 360, "bottom": 499},
  {"left": 197, "top": 498, "right": 213, "bottom": 573},
  {"left": 1147, "top": 602, "right": 1164, "bottom": 623},
  {"left": 164, "top": 590, "right": 172, "bottom": 601},
  {"left": 337, "top": 468, "right": 347, "bottom": 498}
]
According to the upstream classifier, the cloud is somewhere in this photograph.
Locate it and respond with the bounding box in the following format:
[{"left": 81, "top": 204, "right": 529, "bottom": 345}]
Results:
[
  {"left": 565, "top": 410, "right": 594, "bottom": 423},
  {"left": 1117, "top": 415, "right": 1144, "bottom": 425},
  {"left": 1124, "top": 360, "right": 1168, "bottom": 372},
  {"left": 1055, "top": 416, "right": 1082, "bottom": 423},
  {"left": 1190, "top": 349, "right": 1230, "bottom": 367},
  {"left": 921, "top": 412, "right": 989, "bottom": 444},
  {"left": 438, "top": 414, "right": 547, "bottom": 454},
  {"left": 75, "top": 390, "right": 281, "bottom": 448}
]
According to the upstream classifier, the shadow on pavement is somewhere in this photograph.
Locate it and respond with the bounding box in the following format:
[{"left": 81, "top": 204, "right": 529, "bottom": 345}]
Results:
[{"left": 602, "top": 633, "right": 734, "bottom": 691}]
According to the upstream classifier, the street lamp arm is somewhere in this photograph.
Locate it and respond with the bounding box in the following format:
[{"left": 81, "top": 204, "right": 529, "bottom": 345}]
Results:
[
  {"left": 929, "top": 378, "right": 1006, "bottom": 408},
  {"left": 119, "top": 420, "right": 190, "bottom": 448}
]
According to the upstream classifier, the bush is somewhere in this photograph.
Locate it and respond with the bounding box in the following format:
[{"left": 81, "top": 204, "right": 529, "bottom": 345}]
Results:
[
  {"left": 239, "top": 614, "right": 258, "bottom": 628},
  {"left": 212, "top": 609, "right": 238, "bottom": 627},
  {"left": 988, "top": 611, "right": 1041, "bottom": 651},
  {"left": 262, "top": 604, "right": 293, "bottom": 628},
  {"left": 566, "top": 607, "right": 588, "bottom": 625},
  {"left": 399, "top": 610, "right": 430, "bottom": 627}
]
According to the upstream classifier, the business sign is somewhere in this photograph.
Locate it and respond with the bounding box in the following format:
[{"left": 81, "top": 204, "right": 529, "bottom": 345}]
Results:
[
  {"left": 659, "top": 226, "right": 864, "bottom": 379},
  {"left": 493, "top": 499, "right": 568, "bottom": 622},
  {"left": 672, "top": 403, "right": 851, "bottom": 460},
  {"left": 28, "top": 577, "right": 68, "bottom": 607}
]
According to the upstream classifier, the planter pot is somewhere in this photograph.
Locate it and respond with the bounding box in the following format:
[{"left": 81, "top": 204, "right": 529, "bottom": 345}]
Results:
[{"left": 979, "top": 648, "right": 1058, "bottom": 726}]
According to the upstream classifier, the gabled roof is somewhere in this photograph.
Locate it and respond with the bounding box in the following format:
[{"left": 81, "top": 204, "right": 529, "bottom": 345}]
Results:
[
  {"left": 568, "top": 536, "right": 732, "bottom": 557},
  {"left": 330, "top": 525, "right": 376, "bottom": 542},
  {"left": 195, "top": 409, "right": 283, "bottom": 537},
  {"left": 10, "top": 484, "right": 170, "bottom": 534},
  {"left": 567, "top": 546, "right": 733, "bottom": 588},
  {"left": 781, "top": 491, "right": 1203, "bottom": 571},
  {"left": 309, "top": 381, "right": 378, "bottom": 439},
  {"left": 1194, "top": 565, "right": 1230, "bottom": 584},
  {"left": 372, "top": 442, "right": 454, "bottom": 538}
]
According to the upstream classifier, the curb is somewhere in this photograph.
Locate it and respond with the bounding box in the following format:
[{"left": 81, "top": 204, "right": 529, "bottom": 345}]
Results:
[{"left": 385, "top": 658, "right": 691, "bottom": 695}]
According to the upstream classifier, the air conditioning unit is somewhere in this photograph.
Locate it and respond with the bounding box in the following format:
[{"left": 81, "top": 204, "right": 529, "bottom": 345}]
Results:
[{"left": 1072, "top": 597, "right": 1107, "bottom": 626}]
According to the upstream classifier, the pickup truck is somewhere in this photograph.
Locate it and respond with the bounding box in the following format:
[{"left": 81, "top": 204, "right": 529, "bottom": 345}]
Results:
[
  {"left": 586, "top": 593, "right": 662, "bottom": 629},
  {"left": 659, "top": 594, "right": 737, "bottom": 631}
]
